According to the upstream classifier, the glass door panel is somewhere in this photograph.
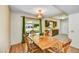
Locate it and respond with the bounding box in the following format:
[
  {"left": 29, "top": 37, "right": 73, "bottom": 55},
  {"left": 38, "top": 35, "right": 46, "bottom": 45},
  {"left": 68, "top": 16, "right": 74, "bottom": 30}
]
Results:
[{"left": 25, "top": 19, "right": 40, "bottom": 35}]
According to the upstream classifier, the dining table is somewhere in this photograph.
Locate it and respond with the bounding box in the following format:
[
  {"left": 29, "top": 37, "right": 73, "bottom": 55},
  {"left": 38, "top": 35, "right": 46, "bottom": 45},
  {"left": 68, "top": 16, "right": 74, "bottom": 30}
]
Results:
[
  {"left": 32, "top": 34, "right": 72, "bottom": 53},
  {"left": 33, "top": 36, "right": 58, "bottom": 52},
  {"left": 51, "top": 34, "right": 72, "bottom": 53}
]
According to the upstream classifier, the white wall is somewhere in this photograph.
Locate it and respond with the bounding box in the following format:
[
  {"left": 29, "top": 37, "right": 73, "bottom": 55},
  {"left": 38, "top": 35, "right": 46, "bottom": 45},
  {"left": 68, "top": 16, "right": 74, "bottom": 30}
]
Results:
[
  {"left": 0, "top": 5, "right": 10, "bottom": 52},
  {"left": 11, "top": 12, "right": 22, "bottom": 45},
  {"left": 11, "top": 11, "right": 35, "bottom": 45},
  {"left": 69, "top": 13, "right": 79, "bottom": 48},
  {"left": 60, "top": 19, "right": 68, "bottom": 34}
]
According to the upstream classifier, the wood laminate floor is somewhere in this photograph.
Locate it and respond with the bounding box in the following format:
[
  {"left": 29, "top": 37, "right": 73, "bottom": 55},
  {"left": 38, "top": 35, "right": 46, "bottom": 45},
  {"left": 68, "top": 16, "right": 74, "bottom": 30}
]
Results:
[
  {"left": 9, "top": 43, "right": 25, "bottom": 53},
  {"left": 9, "top": 43, "right": 79, "bottom": 53}
]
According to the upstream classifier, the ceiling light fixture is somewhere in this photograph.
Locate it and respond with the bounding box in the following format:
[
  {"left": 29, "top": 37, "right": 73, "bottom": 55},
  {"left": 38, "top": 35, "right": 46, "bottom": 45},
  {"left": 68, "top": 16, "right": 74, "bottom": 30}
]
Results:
[{"left": 36, "top": 9, "right": 44, "bottom": 19}]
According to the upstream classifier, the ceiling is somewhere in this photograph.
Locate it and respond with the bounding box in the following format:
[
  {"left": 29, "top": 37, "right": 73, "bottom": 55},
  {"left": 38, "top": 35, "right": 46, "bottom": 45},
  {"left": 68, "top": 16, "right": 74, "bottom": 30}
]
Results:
[
  {"left": 56, "top": 5, "right": 79, "bottom": 14},
  {"left": 10, "top": 5, "right": 79, "bottom": 17}
]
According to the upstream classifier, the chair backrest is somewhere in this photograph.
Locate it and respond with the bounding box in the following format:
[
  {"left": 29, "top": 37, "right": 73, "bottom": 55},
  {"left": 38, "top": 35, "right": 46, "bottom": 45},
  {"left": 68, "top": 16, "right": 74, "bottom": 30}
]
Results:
[
  {"left": 62, "top": 39, "right": 72, "bottom": 47},
  {"left": 24, "top": 36, "right": 31, "bottom": 52},
  {"left": 62, "top": 39, "right": 72, "bottom": 53}
]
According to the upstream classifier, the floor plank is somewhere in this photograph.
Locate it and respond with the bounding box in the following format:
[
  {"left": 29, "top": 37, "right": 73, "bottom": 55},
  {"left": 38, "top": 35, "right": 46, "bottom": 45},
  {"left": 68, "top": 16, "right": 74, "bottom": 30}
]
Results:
[{"left": 9, "top": 43, "right": 79, "bottom": 53}]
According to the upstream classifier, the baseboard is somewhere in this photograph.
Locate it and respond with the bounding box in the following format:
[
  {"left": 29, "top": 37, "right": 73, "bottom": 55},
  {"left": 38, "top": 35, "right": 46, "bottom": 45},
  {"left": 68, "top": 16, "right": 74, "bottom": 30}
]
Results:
[{"left": 70, "top": 46, "right": 79, "bottom": 50}]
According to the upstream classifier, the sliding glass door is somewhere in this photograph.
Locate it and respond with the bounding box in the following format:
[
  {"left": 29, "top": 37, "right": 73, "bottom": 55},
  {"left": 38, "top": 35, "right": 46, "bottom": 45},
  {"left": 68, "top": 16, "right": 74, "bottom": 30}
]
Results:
[{"left": 25, "top": 18, "right": 40, "bottom": 35}]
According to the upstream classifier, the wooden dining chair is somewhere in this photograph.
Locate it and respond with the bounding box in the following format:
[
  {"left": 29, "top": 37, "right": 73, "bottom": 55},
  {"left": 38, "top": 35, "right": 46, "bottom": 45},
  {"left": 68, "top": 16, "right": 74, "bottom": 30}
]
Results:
[
  {"left": 24, "top": 36, "right": 42, "bottom": 53},
  {"left": 46, "top": 39, "right": 63, "bottom": 53},
  {"left": 47, "top": 44, "right": 63, "bottom": 53},
  {"left": 62, "top": 39, "right": 72, "bottom": 53}
]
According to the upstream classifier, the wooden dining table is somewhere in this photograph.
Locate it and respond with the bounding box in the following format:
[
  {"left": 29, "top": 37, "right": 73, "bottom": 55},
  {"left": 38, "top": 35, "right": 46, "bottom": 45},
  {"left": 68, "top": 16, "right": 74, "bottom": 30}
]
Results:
[
  {"left": 33, "top": 36, "right": 57, "bottom": 51},
  {"left": 51, "top": 34, "right": 72, "bottom": 53},
  {"left": 32, "top": 34, "right": 71, "bottom": 53}
]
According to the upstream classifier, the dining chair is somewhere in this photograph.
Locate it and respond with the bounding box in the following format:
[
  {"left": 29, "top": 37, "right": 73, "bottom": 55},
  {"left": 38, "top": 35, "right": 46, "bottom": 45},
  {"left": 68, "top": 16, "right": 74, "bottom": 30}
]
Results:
[
  {"left": 46, "top": 39, "right": 63, "bottom": 53},
  {"left": 62, "top": 39, "right": 72, "bottom": 53},
  {"left": 24, "top": 36, "right": 42, "bottom": 53}
]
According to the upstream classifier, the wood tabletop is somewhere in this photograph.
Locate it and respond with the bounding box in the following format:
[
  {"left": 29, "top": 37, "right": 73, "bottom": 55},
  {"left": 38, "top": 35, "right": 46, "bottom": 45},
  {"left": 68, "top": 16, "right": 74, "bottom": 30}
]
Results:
[{"left": 33, "top": 36, "right": 57, "bottom": 50}]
